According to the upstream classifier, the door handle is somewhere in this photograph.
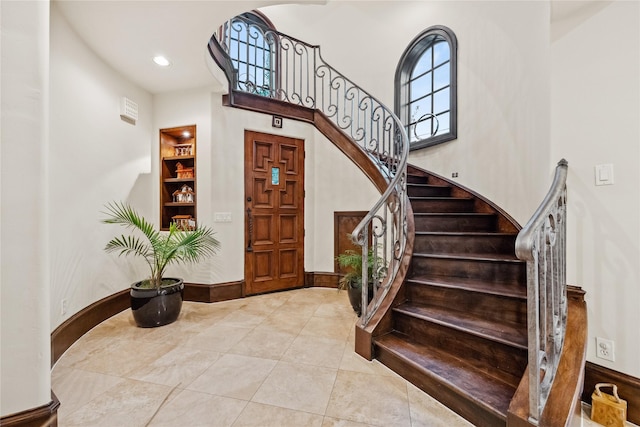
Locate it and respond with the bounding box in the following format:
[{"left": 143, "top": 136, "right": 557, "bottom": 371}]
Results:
[{"left": 246, "top": 207, "right": 253, "bottom": 252}]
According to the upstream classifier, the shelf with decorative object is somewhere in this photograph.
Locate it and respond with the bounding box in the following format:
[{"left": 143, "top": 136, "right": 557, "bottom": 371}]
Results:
[
  {"left": 164, "top": 202, "right": 195, "bottom": 207},
  {"left": 160, "top": 125, "right": 197, "bottom": 230}
]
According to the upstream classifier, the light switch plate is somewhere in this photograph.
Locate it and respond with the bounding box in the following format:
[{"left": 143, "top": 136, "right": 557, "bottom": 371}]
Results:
[
  {"left": 214, "top": 212, "right": 232, "bottom": 222},
  {"left": 595, "top": 164, "right": 614, "bottom": 186}
]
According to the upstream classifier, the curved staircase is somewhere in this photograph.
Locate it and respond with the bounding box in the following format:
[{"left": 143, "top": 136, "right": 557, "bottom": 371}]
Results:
[
  {"left": 209, "top": 16, "right": 587, "bottom": 427},
  {"left": 375, "top": 165, "right": 527, "bottom": 426}
]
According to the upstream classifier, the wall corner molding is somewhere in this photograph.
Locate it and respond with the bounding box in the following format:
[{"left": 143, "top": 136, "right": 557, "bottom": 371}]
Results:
[{"left": 0, "top": 392, "right": 59, "bottom": 427}]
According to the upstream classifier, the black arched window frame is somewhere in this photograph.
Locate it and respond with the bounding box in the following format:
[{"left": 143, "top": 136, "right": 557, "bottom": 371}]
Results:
[{"left": 395, "top": 26, "right": 458, "bottom": 151}]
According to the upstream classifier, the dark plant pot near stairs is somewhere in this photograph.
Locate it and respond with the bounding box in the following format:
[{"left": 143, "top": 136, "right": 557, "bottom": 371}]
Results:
[
  {"left": 347, "top": 283, "right": 373, "bottom": 317},
  {"left": 130, "top": 278, "right": 184, "bottom": 328}
]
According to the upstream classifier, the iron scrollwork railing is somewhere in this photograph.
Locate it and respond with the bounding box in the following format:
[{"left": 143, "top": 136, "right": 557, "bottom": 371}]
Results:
[
  {"left": 212, "top": 15, "right": 409, "bottom": 325},
  {"left": 515, "top": 159, "right": 569, "bottom": 425}
]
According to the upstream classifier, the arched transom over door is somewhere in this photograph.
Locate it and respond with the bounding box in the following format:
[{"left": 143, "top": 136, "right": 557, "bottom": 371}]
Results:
[{"left": 244, "top": 130, "right": 305, "bottom": 295}]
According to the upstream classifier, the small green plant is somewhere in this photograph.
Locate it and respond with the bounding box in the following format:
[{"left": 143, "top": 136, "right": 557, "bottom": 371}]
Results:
[
  {"left": 102, "top": 201, "right": 220, "bottom": 289},
  {"left": 335, "top": 246, "right": 386, "bottom": 291}
]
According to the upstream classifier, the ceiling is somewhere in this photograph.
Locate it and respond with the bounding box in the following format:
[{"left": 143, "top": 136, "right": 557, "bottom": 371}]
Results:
[
  {"left": 54, "top": 0, "right": 601, "bottom": 95},
  {"left": 53, "top": 1, "right": 296, "bottom": 94}
]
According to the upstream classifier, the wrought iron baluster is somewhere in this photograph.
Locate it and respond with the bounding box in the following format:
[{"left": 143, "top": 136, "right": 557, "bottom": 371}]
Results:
[{"left": 515, "top": 159, "right": 568, "bottom": 425}]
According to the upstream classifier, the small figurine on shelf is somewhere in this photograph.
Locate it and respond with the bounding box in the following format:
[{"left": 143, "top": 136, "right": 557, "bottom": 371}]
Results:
[
  {"left": 174, "top": 144, "right": 193, "bottom": 157},
  {"left": 172, "top": 184, "right": 195, "bottom": 203},
  {"left": 175, "top": 162, "right": 194, "bottom": 179},
  {"left": 171, "top": 214, "right": 196, "bottom": 231}
]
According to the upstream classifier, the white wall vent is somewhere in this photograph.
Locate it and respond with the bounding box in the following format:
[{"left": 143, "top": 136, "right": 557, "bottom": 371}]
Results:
[{"left": 120, "top": 97, "right": 138, "bottom": 122}]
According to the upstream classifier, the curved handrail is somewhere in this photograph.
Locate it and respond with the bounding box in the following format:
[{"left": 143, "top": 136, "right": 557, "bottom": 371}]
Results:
[
  {"left": 515, "top": 159, "right": 568, "bottom": 260},
  {"left": 210, "top": 16, "right": 409, "bottom": 325},
  {"left": 515, "top": 159, "right": 569, "bottom": 425}
]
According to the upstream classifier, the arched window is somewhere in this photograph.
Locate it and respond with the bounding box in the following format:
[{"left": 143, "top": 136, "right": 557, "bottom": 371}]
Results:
[
  {"left": 222, "top": 11, "right": 277, "bottom": 97},
  {"left": 395, "top": 26, "right": 457, "bottom": 150}
]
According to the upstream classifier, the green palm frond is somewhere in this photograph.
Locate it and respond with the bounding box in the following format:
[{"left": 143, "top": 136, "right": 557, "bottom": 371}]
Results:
[
  {"left": 102, "top": 201, "right": 159, "bottom": 244},
  {"left": 104, "top": 235, "right": 152, "bottom": 259},
  {"left": 102, "top": 202, "right": 220, "bottom": 289}
]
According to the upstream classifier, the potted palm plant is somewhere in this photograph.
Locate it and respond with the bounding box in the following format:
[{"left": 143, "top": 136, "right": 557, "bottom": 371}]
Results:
[
  {"left": 102, "top": 201, "right": 220, "bottom": 327},
  {"left": 336, "top": 247, "right": 385, "bottom": 316}
]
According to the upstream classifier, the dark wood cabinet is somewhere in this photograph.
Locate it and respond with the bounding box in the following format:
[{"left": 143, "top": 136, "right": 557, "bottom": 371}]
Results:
[{"left": 160, "top": 125, "right": 197, "bottom": 231}]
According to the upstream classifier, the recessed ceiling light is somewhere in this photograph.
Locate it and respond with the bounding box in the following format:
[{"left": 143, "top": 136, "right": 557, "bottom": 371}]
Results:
[{"left": 152, "top": 56, "right": 171, "bottom": 67}]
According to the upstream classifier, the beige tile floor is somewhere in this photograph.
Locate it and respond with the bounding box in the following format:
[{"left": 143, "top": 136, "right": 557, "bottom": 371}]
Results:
[
  {"left": 52, "top": 287, "right": 632, "bottom": 427},
  {"left": 52, "top": 288, "right": 474, "bottom": 427}
]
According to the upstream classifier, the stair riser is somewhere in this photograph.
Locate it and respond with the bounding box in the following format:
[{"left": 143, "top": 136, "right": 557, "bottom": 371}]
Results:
[
  {"left": 375, "top": 345, "right": 507, "bottom": 427},
  {"left": 405, "top": 282, "right": 526, "bottom": 325},
  {"left": 414, "top": 234, "right": 516, "bottom": 256},
  {"left": 411, "top": 257, "right": 526, "bottom": 283},
  {"left": 407, "top": 174, "right": 429, "bottom": 184},
  {"left": 411, "top": 198, "right": 475, "bottom": 213},
  {"left": 393, "top": 314, "right": 527, "bottom": 381},
  {"left": 414, "top": 215, "right": 497, "bottom": 232},
  {"left": 407, "top": 185, "right": 452, "bottom": 197}
]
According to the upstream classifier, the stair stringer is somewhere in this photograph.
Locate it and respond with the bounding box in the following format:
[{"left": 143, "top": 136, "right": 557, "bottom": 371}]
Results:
[
  {"left": 222, "top": 91, "right": 389, "bottom": 194},
  {"left": 354, "top": 199, "right": 415, "bottom": 360}
]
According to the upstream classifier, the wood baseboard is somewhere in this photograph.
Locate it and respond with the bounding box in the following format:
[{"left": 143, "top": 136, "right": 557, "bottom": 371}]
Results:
[
  {"left": 183, "top": 280, "right": 244, "bottom": 302},
  {"left": 0, "top": 392, "right": 59, "bottom": 427},
  {"left": 583, "top": 361, "right": 640, "bottom": 425},
  {"left": 51, "top": 290, "right": 129, "bottom": 366},
  {"left": 305, "top": 271, "right": 340, "bottom": 288},
  {"left": 51, "top": 281, "right": 245, "bottom": 365}
]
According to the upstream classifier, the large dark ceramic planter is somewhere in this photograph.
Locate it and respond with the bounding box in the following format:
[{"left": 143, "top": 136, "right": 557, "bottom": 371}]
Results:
[
  {"left": 130, "top": 278, "right": 184, "bottom": 328},
  {"left": 347, "top": 283, "right": 373, "bottom": 317}
]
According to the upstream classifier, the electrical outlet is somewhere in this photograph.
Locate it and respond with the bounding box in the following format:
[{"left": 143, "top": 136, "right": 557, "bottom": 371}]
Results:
[
  {"left": 596, "top": 337, "right": 615, "bottom": 362},
  {"left": 61, "top": 299, "right": 68, "bottom": 316}
]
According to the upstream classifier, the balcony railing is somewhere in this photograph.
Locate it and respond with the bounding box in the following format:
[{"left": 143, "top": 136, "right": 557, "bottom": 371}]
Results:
[
  {"left": 515, "top": 159, "right": 569, "bottom": 424},
  {"left": 210, "top": 15, "right": 409, "bottom": 325}
]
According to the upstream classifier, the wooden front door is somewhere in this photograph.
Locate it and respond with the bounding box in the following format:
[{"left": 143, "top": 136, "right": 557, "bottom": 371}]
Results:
[{"left": 244, "top": 131, "right": 305, "bottom": 295}]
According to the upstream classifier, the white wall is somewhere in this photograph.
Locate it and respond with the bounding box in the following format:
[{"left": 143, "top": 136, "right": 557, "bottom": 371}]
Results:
[
  {"left": 49, "top": 4, "right": 154, "bottom": 330},
  {"left": 154, "top": 89, "right": 379, "bottom": 282},
  {"left": 263, "top": 0, "right": 551, "bottom": 225},
  {"left": 0, "top": 0, "right": 52, "bottom": 416},
  {"left": 551, "top": 1, "right": 640, "bottom": 378},
  {"left": 47, "top": 0, "right": 379, "bottom": 339}
]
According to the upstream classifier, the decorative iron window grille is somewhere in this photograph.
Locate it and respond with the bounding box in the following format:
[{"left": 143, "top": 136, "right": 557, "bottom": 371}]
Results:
[
  {"left": 395, "top": 26, "right": 457, "bottom": 150},
  {"left": 220, "top": 12, "right": 277, "bottom": 97}
]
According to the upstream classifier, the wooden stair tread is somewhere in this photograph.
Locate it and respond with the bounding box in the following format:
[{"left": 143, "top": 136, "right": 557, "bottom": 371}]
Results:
[
  {"left": 407, "top": 183, "right": 450, "bottom": 189},
  {"left": 394, "top": 302, "right": 527, "bottom": 349},
  {"left": 412, "top": 252, "right": 522, "bottom": 263},
  {"left": 415, "top": 231, "right": 517, "bottom": 237},
  {"left": 376, "top": 332, "right": 516, "bottom": 420},
  {"left": 414, "top": 212, "right": 495, "bottom": 218},
  {"left": 410, "top": 196, "right": 474, "bottom": 202},
  {"left": 406, "top": 275, "right": 526, "bottom": 299}
]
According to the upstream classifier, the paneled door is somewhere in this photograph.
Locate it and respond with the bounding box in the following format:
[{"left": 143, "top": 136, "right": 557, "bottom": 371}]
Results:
[
  {"left": 244, "top": 131, "right": 305, "bottom": 295},
  {"left": 334, "top": 211, "right": 368, "bottom": 274}
]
